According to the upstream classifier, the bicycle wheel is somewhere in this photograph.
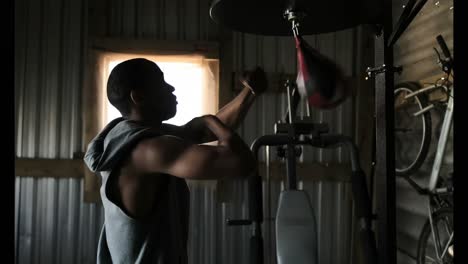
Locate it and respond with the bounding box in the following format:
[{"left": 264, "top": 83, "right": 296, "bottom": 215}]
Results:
[
  {"left": 417, "top": 207, "right": 453, "bottom": 264},
  {"left": 394, "top": 82, "right": 432, "bottom": 177}
]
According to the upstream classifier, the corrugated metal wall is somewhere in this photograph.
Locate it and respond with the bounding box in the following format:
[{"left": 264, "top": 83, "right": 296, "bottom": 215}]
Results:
[
  {"left": 14, "top": 0, "right": 99, "bottom": 263},
  {"left": 15, "top": 178, "right": 104, "bottom": 264},
  {"left": 15, "top": 0, "right": 365, "bottom": 263},
  {"left": 91, "top": 0, "right": 220, "bottom": 40},
  {"left": 391, "top": 0, "right": 454, "bottom": 263}
]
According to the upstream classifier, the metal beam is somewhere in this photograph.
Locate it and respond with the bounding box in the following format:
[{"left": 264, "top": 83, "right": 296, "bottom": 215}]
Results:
[{"left": 374, "top": 0, "right": 397, "bottom": 262}]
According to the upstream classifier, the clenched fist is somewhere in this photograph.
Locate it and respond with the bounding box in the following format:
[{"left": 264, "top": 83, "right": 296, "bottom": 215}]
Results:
[{"left": 240, "top": 66, "right": 268, "bottom": 95}]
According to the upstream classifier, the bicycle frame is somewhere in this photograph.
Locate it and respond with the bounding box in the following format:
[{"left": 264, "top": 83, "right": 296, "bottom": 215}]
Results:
[
  {"left": 420, "top": 83, "right": 454, "bottom": 262},
  {"left": 399, "top": 83, "right": 454, "bottom": 262},
  {"left": 428, "top": 86, "right": 453, "bottom": 191},
  {"left": 394, "top": 34, "right": 454, "bottom": 262},
  {"left": 399, "top": 34, "right": 453, "bottom": 192},
  {"left": 397, "top": 76, "right": 453, "bottom": 192}
]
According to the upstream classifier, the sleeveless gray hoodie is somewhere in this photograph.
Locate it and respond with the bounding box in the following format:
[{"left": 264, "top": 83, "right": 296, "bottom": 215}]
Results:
[{"left": 84, "top": 118, "right": 189, "bottom": 264}]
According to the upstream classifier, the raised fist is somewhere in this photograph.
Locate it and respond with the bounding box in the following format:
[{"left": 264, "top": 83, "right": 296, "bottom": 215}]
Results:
[{"left": 240, "top": 66, "right": 268, "bottom": 95}]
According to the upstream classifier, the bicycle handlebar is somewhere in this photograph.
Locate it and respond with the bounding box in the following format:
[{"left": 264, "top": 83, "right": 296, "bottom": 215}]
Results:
[{"left": 436, "top": 35, "right": 452, "bottom": 61}]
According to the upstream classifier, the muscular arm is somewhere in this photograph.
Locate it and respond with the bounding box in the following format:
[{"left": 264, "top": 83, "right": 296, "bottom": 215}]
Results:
[
  {"left": 134, "top": 116, "right": 256, "bottom": 180},
  {"left": 216, "top": 86, "right": 256, "bottom": 130}
]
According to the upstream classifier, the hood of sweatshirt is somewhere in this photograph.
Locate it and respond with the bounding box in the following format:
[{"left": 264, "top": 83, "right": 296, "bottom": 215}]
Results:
[{"left": 84, "top": 118, "right": 161, "bottom": 173}]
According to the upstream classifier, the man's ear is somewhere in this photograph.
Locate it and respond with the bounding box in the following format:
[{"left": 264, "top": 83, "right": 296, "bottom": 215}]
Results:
[{"left": 130, "top": 90, "right": 143, "bottom": 105}]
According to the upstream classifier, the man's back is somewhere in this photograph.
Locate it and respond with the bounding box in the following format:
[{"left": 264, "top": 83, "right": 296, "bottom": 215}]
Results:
[
  {"left": 107, "top": 158, "right": 167, "bottom": 220},
  {"left": 98, "top": 171, "right": 189, "bottom": 264}
]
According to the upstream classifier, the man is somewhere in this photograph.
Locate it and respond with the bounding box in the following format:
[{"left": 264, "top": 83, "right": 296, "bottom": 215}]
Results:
[{"left": 83, "top": 58, "right": 267, "bottom": 264}]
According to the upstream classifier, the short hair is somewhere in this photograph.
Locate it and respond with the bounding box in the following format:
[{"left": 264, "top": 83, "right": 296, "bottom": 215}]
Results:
[{"left": 107, "top": 58, "right": 159, "bottom": 116}]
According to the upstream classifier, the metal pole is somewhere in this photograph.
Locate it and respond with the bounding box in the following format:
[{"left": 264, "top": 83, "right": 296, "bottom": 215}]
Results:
[
  {"left": 285, "top": 81, "right": 297, "bottom": 190},
  {"left": 374, "top": 0, "right": 397, "bottom": 262}
]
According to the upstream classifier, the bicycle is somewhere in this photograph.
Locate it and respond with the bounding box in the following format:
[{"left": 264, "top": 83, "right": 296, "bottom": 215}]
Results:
[{"left": 393, "top": 34, "right": 454, "bottom": 264}]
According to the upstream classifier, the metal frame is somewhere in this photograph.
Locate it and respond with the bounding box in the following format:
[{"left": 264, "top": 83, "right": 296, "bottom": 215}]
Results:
[{"left": 373, "top": 0, "right": 397, "bottom": 262}]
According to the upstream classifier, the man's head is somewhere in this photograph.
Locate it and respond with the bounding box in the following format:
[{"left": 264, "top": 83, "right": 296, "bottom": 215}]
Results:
[{"left": 107, "top": 58, "right": 177, "bottom": 122}]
